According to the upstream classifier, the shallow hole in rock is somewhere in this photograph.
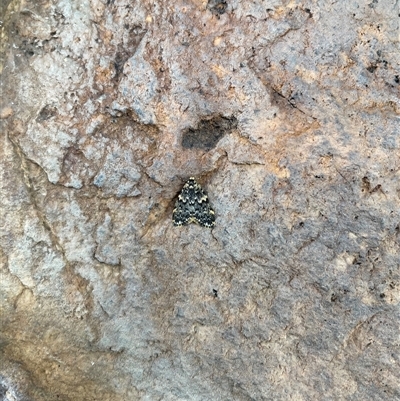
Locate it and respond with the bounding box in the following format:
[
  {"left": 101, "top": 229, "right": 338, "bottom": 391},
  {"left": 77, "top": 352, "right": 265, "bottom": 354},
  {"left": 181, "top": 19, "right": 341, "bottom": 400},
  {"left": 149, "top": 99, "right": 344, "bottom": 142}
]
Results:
[
  {"left": 36, "top": 105, "right": 57, "bottom": 122},
  {"left": 207, "top": 0, "right": 228, "bottom": 16},
  {"left": 181, "top": 115, "right": 237, "bottom": 151}
]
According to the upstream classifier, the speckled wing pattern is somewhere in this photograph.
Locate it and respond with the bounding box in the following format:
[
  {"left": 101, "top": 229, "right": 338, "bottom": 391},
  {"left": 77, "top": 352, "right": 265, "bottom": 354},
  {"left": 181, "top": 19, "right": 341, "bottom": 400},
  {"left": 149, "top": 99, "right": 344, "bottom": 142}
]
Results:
[{"left": 173, "top": 177, "right": 215, "bottom": 228}]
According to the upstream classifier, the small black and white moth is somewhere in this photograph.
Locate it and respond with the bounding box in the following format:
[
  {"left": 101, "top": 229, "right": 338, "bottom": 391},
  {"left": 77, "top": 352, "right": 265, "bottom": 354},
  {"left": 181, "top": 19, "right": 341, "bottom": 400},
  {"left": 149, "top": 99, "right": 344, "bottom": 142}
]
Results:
[{"left": 173, "top": 177, "right": 215, "bottom": 228}]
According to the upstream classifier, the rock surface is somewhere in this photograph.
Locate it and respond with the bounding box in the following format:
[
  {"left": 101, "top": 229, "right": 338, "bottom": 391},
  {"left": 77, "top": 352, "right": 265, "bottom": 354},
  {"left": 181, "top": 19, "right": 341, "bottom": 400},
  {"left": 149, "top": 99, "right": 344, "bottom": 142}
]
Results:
[{"left": 1, "top": 0, "right": 399, "bottom": 400}]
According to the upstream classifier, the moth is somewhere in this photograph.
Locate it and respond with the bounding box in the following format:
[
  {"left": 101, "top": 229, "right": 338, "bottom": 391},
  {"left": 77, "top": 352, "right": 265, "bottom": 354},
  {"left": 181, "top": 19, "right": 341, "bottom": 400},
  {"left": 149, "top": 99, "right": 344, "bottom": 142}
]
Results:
[{"left": 173, "top": 177, "right": 215, "bottom": 228}]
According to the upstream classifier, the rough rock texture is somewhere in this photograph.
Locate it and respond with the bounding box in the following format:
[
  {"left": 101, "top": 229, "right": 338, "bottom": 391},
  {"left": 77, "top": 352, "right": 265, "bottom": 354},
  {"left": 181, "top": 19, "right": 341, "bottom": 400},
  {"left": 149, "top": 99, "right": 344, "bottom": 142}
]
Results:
[{"left": 1, "top": 0, "right": 399, "bottom": 400}]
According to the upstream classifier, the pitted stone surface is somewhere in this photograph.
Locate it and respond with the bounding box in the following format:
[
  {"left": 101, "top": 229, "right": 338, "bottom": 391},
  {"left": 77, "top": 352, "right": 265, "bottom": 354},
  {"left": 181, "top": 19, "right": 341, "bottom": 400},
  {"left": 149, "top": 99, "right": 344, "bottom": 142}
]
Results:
[{"left": 1, "top": 0, "right": 399, "bottom": 400}]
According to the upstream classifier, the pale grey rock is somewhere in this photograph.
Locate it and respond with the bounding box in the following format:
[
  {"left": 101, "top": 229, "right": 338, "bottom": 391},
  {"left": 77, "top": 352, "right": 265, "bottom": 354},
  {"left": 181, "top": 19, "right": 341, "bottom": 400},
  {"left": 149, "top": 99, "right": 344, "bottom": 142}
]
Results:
[{"left": 0, "top": 0, "right": 399, "bottom": 400}]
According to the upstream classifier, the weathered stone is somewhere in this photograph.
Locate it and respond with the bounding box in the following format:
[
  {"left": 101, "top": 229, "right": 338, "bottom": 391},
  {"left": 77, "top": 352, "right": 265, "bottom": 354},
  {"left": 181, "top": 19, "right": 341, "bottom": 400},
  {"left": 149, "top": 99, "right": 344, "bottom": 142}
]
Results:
[{"left": 1, "top": 0, "right": 399, "bottom": 400}]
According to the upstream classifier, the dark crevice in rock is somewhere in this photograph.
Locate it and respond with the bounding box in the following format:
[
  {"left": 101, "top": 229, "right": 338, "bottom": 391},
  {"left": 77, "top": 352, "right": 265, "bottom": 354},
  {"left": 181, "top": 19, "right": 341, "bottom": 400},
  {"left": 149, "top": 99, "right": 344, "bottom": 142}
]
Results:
[
  {"left": 6, "top": 136, "right": 97, "bottom": 321},
  {"left": 8, "top": 135, "right": 65, "bottom": 254},
  {"left": 113, "top": 25, "right": 147, "bottom": 80},
  {"left": 0, "top": 383, "right": 7, "bottom": 399},
  {"left": 271, "top": 86, "right": 317, "bottom": 120},
  {"left": 207, "top": 0, "right": 228, "bottom": 16},
  {"left": 36, "top": 105, "right": 58, "bottom": 122},
  {"left": 181, "top": 115, "right": 237, "bottom": 151}
]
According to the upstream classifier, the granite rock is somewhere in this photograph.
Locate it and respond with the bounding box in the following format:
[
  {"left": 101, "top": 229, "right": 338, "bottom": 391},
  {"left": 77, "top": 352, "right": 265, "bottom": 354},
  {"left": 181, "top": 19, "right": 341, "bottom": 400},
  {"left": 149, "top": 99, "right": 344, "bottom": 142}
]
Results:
[{"left": 1, "top": 0, "right": 399, "bottom": 400}]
